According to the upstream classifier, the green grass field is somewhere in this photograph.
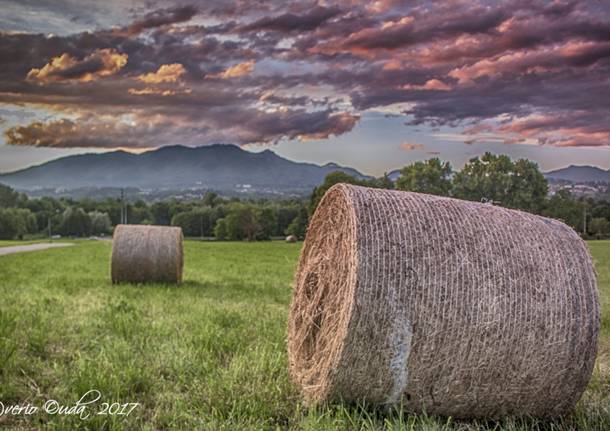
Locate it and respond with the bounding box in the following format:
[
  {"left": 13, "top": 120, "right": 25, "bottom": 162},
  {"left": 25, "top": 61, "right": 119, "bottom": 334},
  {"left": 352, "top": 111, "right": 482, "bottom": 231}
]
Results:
[{"left": 0, "top": 240, "right": 608, "bottom": 430}]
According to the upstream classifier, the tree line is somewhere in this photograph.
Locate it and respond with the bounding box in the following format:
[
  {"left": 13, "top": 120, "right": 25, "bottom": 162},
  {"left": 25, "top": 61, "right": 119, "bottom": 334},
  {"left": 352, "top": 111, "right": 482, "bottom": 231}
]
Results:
[
  {"left": 310, "top": 153, "right": 610, "bottom": 238},
  {"left": 1, "top": 152, "right": 609, "bottom": 240},
  {"left": 0, "top": 184, "right": 309, "bottom": 241}
]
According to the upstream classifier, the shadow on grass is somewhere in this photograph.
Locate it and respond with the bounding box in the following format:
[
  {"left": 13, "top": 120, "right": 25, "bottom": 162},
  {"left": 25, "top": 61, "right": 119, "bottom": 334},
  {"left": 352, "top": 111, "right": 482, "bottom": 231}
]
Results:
[{"left": 305, "top": 401, "right": 610, "bottom": 431}]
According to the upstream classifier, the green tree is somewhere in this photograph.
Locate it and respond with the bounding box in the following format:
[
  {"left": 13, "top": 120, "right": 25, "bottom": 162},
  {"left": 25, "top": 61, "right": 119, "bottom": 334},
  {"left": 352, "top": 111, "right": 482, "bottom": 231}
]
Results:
[
  {"left": 589, "top": 217, "right": 610, "bottom": 239},
  {"left": 150, "top": 201, "right": 171, "bottom": 225},
  {"left": 89, "top": 211, "right": 112, "bottom": 235},
  {"left": 453, "top": 153, "right": 548, "bottom": 213},
  {"left": 96, "top": 198, "right": 122, "bottom": 226},
  {"left": 256, "top": 207, "right": 277, "bottom": 240},
  {"left": 214, "top": 218, "right": 228, "bottom": 240},
  {"left": 0, "top": 183, "right": 26, "bottom": 208},
  {"left": 591, "top": 200, "right": 610, "bottom": 221},
  {"left": 214, "top": 204, "right": 262, "bottom": 241},
  {"left": 395, "top": 158, "right": 452, "bottom": 196},
  {"left": 202, "top": 191, "right": 223, "bottom": 207},
  {"left": 507, "top": 159, "right": 548, "bottom": 213},
  {"left": 0, "top": 208, "right": 37, "bottom": 239},
  {"left": 453, "top": 153, "right": 513, "bottom": 203},
  {"left": 309, "top": 172, "right": 369, "bottom": 215},
  {"left": 285, "top": 205, "right": 309, "bottom": 239},
  {"left": 126, "top": 200, "right": 151, "bottom": 225},
  {"left": 542, "top": 190, "right": 584, "bottom": 231},
  {"left": 25, "top": 198, "right": 54, "bottom": 231},
  {"left": 18, "top": 208, "right": 38, "bottom": 236},
  {"left": 59, "top": 207, "right": 91, "bottom": 237},
  {"left": 275, "top": 205, "right": 300, "bottom": 236},
  {"left": 0, "top": 208, "right": 18, "bottom": 239},
  {"left": 172, "top": 208, "right": 217, "bottom": 237},
  {"left": 372, "top": 173, "right": 394, "bottom": 190}
]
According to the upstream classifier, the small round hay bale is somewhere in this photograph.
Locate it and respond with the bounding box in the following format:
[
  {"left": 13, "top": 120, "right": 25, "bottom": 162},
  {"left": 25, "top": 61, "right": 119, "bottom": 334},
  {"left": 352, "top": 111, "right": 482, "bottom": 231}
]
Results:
[
  {"left": 111, "top": 224, "right": 183, "bottom": 284},
  {"left": 288, "top": 184, "right": 599, "bottom": 418},
  {"left": 286, "top": 235, "right": 298, "bottom": 243}
]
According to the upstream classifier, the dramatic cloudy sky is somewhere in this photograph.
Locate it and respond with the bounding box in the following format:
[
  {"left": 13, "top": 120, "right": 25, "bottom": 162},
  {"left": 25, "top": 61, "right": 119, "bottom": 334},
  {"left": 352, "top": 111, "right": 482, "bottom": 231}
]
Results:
[{"left": 1, "top": 0, "right": 609, "bottom": 175}]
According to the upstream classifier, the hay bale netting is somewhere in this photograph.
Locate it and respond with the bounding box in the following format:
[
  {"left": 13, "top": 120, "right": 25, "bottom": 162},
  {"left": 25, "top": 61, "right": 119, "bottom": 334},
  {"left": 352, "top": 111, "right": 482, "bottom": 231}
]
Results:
[
  {"left": 288, "top": 184, "right": 600, "bottom": 418},
  {"left": 111, "top": 224, "right": 183, "bottom": 284}
]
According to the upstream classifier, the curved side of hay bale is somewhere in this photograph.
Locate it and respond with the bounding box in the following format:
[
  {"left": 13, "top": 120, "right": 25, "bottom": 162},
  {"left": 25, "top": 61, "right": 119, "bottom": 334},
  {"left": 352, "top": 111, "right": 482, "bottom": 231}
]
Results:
[
  {"left": 288, "top": 184, "right": 600, "bottom": 418},
  {"left": 111, "top": 224, "right": 184, "bottom": 284}
]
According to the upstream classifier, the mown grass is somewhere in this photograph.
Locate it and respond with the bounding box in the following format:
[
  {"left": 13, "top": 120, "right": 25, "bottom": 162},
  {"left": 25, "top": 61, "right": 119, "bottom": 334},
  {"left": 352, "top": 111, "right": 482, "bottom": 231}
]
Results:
[{"left": 0, "top": 240, "right": 608, "bottom": 430}]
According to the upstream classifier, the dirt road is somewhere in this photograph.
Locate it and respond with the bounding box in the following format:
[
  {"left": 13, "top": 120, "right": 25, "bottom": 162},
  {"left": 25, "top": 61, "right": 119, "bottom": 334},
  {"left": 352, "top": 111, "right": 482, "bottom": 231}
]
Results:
[{"left": 0, "top": 243, "right": 74, "bottom": 256}]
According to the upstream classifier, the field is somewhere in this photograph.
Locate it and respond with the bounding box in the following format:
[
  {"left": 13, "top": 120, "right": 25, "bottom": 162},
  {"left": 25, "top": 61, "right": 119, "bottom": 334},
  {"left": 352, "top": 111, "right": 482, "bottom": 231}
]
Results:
[{"left": 0, "top": 240, "right": 608, "bottom": 430}]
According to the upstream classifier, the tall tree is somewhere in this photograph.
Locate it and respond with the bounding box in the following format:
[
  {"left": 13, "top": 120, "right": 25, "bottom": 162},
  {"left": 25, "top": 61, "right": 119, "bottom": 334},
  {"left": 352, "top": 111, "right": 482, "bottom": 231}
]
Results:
[
  {"left": 0, "top": 183, "right": 26, "bottom": 208},
  {"left": 89, "top": 211, "right": 112, "bottom": 235},
  {"left": 150, "top": 201, "right": 171, "bottom": 225},
  {"left": 256, "top": 207, "right": 277, "bottom": 240},
  {"left": 214, "top": 204, "right": 263, "bottom": 241},
  {"left": 453, "top": 153, "right": 513, "bottom": 203},
  {"left": 59, "top": 207, "right": 91, "bottom": 237},
  {"left": 453, "top": 152, "right": 548, "bottom": 213},
  {"left": 542, "top": 190, "right": 584, "bottom": 231},
  {"left": 309, "top": 171, "right": 369, "bottom": 215},
  {"left": 372, "top": 173, "right": 394, "bottom": 190},
  {"left": 275, "top": 205, "right": 300, "bottom": 236},
  {"left": 0, "top": 209, "right": 18, "bottom": 239},
  {"left": 202, "top": 191, "right": 223, "bottom": 207},
  {"left": 285, "top": 205, "right": 309, "bottom": 239},
  {"left": 507, "top": 159, "right": 548, "bottom": 213},
  {"left": 395, "top": 158, "right": 452, "bottom": 196},
  {"left": 171, "top": 208, "right": 217, "bottom": 237},
  {"left": 589, "top": 217, "right": 610, "bottom": 238}
]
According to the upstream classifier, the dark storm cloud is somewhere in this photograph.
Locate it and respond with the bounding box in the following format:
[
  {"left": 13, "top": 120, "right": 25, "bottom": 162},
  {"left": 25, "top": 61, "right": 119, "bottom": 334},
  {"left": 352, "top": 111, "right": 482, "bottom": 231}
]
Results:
[
  {"left": 125, "top": 5, "right": 199, "bottom": 35},
  {"left": 4, "top": 108, "right": 358, "bottom": 148},
  {"left": 1, "top": 0, "right": 610, "bottom": 149},
  {"left": 240, "top": 5, "right": 343, "bottom": 33},
  {"left": 339, "top": 5, "right": 509, "bottom": 51}
]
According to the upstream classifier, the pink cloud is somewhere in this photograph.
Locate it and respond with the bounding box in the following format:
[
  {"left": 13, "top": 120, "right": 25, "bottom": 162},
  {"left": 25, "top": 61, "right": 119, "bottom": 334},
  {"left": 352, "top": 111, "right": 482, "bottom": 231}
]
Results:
[{"left": 400, "top": 142, "right": 425, "bottom": 151}]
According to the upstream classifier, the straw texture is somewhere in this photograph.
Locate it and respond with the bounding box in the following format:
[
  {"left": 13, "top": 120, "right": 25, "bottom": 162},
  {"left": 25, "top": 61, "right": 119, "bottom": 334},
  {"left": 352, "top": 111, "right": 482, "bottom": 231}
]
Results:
[
  {"left": 111, "top": 224, "right": 183, "bottom": 284},
  {"left": 288, "top": 184, "right": 600, "bottom": 418}
]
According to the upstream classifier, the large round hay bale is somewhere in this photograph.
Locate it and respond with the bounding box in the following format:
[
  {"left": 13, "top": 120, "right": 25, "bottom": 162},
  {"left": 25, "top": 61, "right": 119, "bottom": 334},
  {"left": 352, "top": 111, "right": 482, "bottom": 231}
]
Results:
[
  {"left": 288, "top": 184, "right": 599, "bottom": 418},
  {"left": 286, "top": 235, "right": 298, "bottom": 243},
  {"left": 111, "top": 224, "right": 183, "bottom": 284}
]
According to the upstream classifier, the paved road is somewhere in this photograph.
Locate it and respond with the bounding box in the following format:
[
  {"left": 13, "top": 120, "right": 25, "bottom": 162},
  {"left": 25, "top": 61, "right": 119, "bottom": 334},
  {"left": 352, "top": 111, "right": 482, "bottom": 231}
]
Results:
[{"left": 0, "top": 243, "right": 74, "bottom": 256}]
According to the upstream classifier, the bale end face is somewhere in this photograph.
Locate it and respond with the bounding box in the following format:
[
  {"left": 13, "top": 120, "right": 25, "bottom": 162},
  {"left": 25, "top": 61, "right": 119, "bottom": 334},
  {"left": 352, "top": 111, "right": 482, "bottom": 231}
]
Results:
[{"left": 288, "top": 185, "right": 366, "bottom": 404}]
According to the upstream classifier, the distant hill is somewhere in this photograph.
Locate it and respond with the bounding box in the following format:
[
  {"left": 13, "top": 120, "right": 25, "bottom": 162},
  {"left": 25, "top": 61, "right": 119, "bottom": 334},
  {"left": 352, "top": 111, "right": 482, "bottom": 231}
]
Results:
[
  {"left": 388, "top": 164, "right": 610, "bottom": 185},
  {"left": 545, "top": 165, "right": 610, "bottom": 183},
  {"left": 387, "top": 169, "right": 402, "bottom": 182},
  {"left": 0, "top": 145, "right": 370, "bottom": 195}
]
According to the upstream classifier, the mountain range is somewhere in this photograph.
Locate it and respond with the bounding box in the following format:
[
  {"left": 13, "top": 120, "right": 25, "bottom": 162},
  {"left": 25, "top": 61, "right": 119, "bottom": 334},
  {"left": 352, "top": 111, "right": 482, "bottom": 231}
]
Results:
[
  {"left": 1, "top": 146, "right": 608, "bottom": 197},
  {"left": 544, "top": 165, "right": 610, "bottom": 183},
  {"left": 0, "top": 145, "right": 369, "bottom": 195}
]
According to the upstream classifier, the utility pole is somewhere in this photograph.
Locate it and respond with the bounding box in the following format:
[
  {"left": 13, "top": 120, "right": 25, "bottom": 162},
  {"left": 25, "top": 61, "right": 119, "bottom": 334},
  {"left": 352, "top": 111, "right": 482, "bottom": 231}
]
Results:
[
  {"left": 120, "top": 188, "right": 127, "bottom": 224},
  {"left": 583, "top": 206, "right": 587, "bottom": 236},
  {"left": 120, "top": 189, "right": 124, "bottom": 225},
  {"left": 48, "top": 208, "right": 59, "bottom": 241}
]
